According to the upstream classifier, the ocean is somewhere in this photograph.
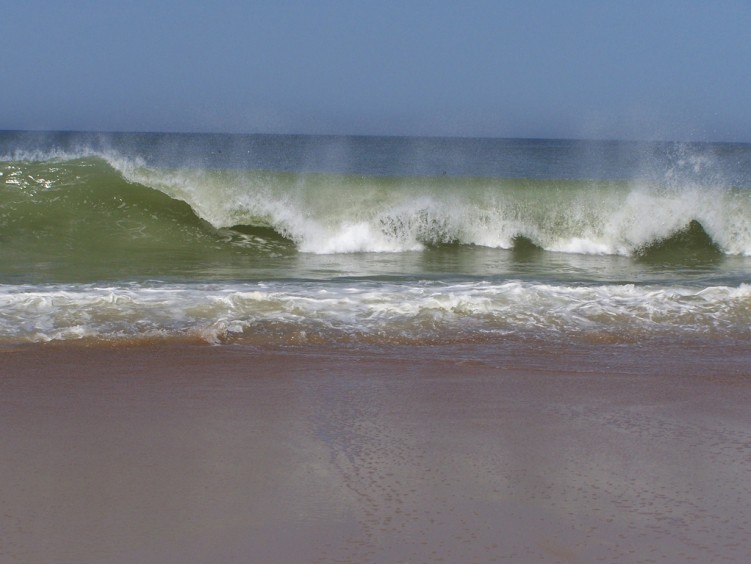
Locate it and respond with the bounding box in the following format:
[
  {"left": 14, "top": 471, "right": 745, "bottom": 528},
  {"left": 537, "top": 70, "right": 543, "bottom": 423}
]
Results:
[{"left": 1, "top": 130, "right": 750, "bottom": 348}]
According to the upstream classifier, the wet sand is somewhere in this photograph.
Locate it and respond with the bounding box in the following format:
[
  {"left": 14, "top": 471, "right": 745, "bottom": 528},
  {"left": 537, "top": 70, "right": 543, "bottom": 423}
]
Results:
[{"left": 2, "top": 341, "right": 751, "bottom": 562}]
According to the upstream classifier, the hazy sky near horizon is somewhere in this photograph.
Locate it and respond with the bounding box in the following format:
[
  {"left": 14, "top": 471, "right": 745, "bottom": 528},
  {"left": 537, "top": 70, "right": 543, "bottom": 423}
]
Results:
[{"left": 2, "top": 1, "right": 750, "bottom": 141}]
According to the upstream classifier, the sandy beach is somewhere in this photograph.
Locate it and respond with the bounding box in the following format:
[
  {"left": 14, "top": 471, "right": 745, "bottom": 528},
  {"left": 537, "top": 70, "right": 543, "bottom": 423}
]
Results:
[{"left": 1, "top": 341, "right": 750, "bottom": 563}]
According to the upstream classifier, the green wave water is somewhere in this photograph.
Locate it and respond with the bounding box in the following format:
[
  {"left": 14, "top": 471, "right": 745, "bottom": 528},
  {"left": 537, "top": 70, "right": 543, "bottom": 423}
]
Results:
[
  {"left": 2, "top": 153, "right": 750, "bottom": 282},
  {"left": 0, "top": 157, "right": 294, "bottom": 282}
]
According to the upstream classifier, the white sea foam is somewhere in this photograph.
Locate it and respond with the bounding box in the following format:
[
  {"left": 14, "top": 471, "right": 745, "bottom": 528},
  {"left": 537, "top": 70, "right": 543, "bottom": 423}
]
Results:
[{"left": 1, "top": 282, "right": 748, "bottom": 344}]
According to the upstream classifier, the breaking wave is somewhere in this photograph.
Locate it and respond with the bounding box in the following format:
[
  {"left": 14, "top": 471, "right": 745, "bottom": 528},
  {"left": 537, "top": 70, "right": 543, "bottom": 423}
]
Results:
[{"left": 2, "top": 151, "right": 750, "bottom": 259}]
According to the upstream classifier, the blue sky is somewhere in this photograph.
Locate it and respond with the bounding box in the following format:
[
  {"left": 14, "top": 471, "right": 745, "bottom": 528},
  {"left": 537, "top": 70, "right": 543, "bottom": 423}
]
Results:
[{"left": 2, "top": 1, "right": 750, "bottom": 141}]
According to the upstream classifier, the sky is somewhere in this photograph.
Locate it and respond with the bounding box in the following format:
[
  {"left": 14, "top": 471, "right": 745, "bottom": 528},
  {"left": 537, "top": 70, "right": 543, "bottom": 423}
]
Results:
[{"left": 2, "top": 1, "right": 750, "bottom": 142}]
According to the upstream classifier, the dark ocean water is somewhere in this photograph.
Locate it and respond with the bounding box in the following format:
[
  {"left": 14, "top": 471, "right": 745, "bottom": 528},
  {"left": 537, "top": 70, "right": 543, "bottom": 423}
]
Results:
[{"left": 1, "top": 131, "right": 750, "bottom": 345}]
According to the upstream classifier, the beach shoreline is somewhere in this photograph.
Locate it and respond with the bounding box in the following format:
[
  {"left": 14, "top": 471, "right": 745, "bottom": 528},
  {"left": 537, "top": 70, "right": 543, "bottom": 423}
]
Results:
[{"left": 2, "top": 341, "right": 750, "bottom": 562}]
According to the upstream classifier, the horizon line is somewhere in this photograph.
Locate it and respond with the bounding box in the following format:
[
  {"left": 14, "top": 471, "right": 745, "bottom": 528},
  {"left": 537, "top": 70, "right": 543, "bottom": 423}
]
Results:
[{"left": 1, "top": 128, "right": 748, "bottom": 146}]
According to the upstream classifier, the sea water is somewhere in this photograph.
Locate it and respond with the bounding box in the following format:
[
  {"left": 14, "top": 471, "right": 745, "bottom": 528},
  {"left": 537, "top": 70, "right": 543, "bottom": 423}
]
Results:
[{"left": 1, "top": 131, "right": 750, "bottom": 345}]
